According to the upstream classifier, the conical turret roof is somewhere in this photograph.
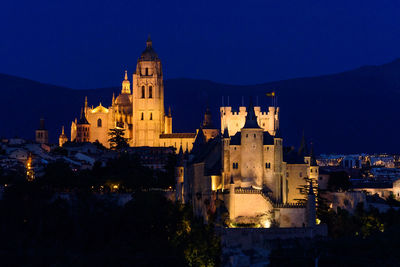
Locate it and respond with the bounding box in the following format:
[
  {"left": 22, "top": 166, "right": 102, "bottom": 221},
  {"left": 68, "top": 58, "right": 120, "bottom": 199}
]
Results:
[{"left": 243, "top": 98, "right": 261, "bottom": 129}]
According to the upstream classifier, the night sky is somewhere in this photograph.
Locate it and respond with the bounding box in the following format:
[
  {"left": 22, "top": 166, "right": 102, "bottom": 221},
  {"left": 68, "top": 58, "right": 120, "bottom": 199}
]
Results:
[{"left": 1, "top": 0, "right": 400, "bottom": 89}]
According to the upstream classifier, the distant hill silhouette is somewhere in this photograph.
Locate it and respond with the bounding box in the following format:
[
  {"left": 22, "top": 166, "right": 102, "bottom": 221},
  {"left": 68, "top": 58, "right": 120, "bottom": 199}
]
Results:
[{"left": 1, "top": 59, "right": 400, "bottom": 154}]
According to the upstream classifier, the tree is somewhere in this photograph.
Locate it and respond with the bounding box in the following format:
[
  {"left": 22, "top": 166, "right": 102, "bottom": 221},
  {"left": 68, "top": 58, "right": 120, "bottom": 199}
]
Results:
[
  {"left": 327, "top": 171, "right": 351, "bottom": 192},
  {"left": 108, "top": 128, "right": 129, "bottom": 150}
]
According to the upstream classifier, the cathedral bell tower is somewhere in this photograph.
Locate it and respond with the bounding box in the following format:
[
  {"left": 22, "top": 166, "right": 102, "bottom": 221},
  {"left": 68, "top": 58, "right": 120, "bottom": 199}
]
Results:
[{"left": 132, "top": 36, "right": 165, "bottom": 146}]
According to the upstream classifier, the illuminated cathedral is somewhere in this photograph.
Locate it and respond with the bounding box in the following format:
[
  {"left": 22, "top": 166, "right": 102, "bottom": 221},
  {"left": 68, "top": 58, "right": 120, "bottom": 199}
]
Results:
[{"left": 64, "top": 37, "right": 200, "bottom": 150}]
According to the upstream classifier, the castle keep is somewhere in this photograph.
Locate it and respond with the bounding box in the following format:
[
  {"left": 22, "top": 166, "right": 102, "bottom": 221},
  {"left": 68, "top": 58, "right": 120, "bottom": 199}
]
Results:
[{"left": 177, "top": 100, "right": 319, "bottom": 228}]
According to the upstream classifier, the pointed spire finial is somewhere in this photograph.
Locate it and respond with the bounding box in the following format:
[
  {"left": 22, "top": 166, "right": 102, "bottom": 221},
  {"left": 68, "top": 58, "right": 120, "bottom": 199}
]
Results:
[
  {"left": 62, "top": 126, "right": 65, "bottom": 135},
  {"left": 124, "top": 70, "right": 128, "bottom": 80},
  {"left": 146, "top": 34, "right": 152, "bottom": 48}
]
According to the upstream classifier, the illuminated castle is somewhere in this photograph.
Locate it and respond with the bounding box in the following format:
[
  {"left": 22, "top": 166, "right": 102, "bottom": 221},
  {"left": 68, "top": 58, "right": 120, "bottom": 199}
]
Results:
[
  {"left": 177, "top": 100, "right": 319, "bottom": 228},
  {"left": 65, "top": 37, "right": 197, "bottom": 150}
]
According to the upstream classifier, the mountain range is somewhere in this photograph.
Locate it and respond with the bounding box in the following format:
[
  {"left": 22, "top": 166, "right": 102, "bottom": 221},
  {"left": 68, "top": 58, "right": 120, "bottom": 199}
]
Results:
[{"left": 1, "top": 58, "right": 400, "bottom": 154}]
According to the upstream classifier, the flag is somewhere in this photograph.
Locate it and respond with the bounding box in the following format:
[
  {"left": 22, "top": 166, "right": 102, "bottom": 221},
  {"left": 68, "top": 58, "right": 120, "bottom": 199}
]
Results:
[{"left": 266, "top": 91, "right": 275, "bottom": 97}]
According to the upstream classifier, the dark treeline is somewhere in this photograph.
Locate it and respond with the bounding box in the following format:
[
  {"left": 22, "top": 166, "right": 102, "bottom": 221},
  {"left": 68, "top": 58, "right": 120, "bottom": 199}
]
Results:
[{"left": 0, "top": 154, "right": 220, "bottom": 266}]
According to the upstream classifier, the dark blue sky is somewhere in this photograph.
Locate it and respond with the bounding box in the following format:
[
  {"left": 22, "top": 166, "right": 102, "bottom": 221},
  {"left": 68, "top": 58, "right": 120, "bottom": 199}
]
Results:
[{"left": 1, "top": 0, "right": 400, "bottom": 89}]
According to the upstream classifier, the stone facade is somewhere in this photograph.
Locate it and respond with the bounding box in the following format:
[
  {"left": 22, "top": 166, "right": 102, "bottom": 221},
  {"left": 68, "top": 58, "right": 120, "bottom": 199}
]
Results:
[
  {"left": 66, "top": 37, "right": 196, "bottom": 150},
  {"left": 177, "top": 100, "right": 319, "bottom": 229}
]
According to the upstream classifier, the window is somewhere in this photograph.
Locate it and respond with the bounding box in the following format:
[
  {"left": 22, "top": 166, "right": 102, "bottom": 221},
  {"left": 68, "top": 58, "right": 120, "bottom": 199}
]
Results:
[
  {"left": 141, "top": 113, "right": 144, "bottom": 120},
  {"left": 145, "top": 68, "right": 148, "bottom": 76},
  {"left": 150, "top": 113, "right": 153, "bottom": 120},
  {"left": 299, "top": 172, "right": 302, "bottom": 177},
  {"left": 265, "top": 162, "right": 271, "bottom": 169},
  {"left": 232, "top": 162, "right": 239, "bottom": 169},
  {"left": 149, "top": 86, "right": 153, "bottom": 98},
  {"left": 254, "top": 134, "right": 256, "bottom": 138},
  {"left": 97, "top": 118, "right": 102, "bottom": 127},
  {"left": 246, "top": 134, "right": 248, "bottom": 138},
  {"left": 141, "top": 86, "right": 145, "bottom": 98}
]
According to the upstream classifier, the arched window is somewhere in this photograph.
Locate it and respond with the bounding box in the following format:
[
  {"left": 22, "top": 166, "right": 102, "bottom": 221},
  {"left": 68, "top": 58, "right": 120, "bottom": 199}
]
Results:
[
  {"left": 97, "top": 118, "right": 102, "bottom": 127},
  {"left": 141, "top": 86, "right": 145, "bottom": 98},
  {"left": 149, "top": 86, "right": 153, "bottom": 98},
  {"left": 141, "top": 113, "right": 144, "bottom": 120},
  {"left": 145, "top": 68, "right": 149, "bottom": 76},
  {"left": 150, "top": 113, "right": 153, "bottom": 120}
]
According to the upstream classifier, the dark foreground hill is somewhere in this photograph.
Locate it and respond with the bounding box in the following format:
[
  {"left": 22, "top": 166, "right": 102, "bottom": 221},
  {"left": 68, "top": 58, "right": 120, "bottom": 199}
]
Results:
[{"left": 1, "top": 59, "right": 400, "bottom": 153}]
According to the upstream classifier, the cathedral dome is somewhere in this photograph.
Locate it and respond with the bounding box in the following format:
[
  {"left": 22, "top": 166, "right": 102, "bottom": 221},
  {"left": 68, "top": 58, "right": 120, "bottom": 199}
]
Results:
[
  {"left": 115, "top": 93, "right": 131, "bottom": 106},
  {"left": 140, "top": 36, "right": 159, "bottom": 61}
]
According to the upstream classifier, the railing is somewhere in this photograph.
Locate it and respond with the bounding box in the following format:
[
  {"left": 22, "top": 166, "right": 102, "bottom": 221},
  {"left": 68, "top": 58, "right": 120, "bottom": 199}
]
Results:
[{"left": 234, "top": 187, "right": 305, "bottom": 208}]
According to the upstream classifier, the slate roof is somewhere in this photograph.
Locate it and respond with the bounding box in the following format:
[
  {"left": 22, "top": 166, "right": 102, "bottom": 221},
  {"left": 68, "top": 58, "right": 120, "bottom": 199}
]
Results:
[{"left": 159, "top": 133, "right": 196, "bottom": 138}]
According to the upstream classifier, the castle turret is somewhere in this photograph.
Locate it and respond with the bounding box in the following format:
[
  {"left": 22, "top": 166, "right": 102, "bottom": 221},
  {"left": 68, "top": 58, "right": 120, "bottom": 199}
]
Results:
[
  {"left": 76, "top": 108, "right": 90, "bottom": 143},
  {"left": 229, "top": 175, "right": 235, "bottom": 220},
  {"left": 35, "top": 118, "right": 49, "bottom": 144},
  {"left": 306, "top": 181, "right": 316, "bottom": 227},
  {"left": 273, "top": 127, "right": 284, "bottom": 202},
  {"left": 240, "top": 99, "right": 264, "bottom": 188},
  {"left": 222, "top": 127, "right": 231, "bottom": 189},
  {"left": 176, "top": 145, "right": 185, "bottom": 203},
  {"left": 59, "top": 126, "right": 68, "bottom": 147}
]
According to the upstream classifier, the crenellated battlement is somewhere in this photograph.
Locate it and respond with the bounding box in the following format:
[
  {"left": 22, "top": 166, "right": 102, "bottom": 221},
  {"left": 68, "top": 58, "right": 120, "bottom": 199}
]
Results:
[{"left": 220, "top": 105, "right": 279, "bottom": 137}]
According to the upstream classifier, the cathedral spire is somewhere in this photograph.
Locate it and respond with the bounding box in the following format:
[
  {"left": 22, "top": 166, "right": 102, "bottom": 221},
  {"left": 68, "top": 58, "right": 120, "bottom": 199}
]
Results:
[
  {"left": 146, "top": 34, "right": 152, "bottom": 48},
  {"left": 121, "top": 70, "right": 131, "bottom": 94},
  {"left": 62, "top": 125, "right": 65, "bottom": 135}
]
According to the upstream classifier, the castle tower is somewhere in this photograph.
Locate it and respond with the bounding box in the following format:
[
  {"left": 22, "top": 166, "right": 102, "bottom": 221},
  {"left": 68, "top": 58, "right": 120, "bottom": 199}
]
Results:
[
  {"left": 222, "top": 127, "right": 231, "bottom": 189},
  {"left": 176, "top": 145, "right": 185, "bottom": 203},
  {"left": 75, "top": 108, "right": 90, "bottom": 142},
  {"left": 132, "top": 36, "right": 165, "bottom": 146},
  {"left": 306, "top": 181, "right": 316, "bottom": 227},
  {"left": 35, "top": 118, "right": 49, "bottom": 144},
  {"left": 273, "top": 128, "right": 284, "bottom": 202},
  {"left": 59, "top": 126, "right": 68, "bottom": 147},
  {"left": 240, "top": 99, "right": 264, "bottom": 188},
  {"left": 229, "top": 175, "right": 236, "bottom": 220}
]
